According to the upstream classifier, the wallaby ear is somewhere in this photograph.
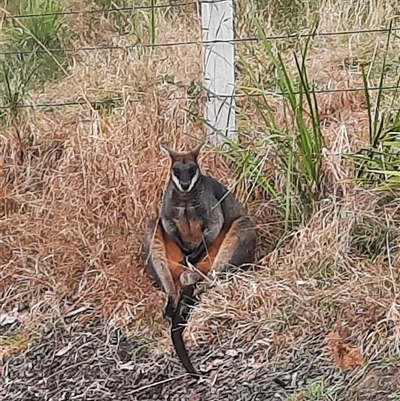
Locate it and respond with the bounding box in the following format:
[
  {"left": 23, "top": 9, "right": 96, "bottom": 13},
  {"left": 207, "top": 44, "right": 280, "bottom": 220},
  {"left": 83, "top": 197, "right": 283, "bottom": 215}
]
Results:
[
  {"left": 160, "top": 144, "right": 178, "bottom": 160},
  {"left": 191, "top": 142, "right": 205, "bottom": 159},
  {"left": 160, "top": 143, "right": 171, "bottom": 155}
]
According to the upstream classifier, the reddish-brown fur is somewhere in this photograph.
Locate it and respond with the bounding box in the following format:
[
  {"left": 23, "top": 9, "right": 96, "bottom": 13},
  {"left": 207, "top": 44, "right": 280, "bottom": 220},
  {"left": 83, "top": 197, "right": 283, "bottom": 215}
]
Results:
[
  {"left": 153, "top": 222, "right": 228, "bottom": 283},
  {"left": 143, "top": 143, "right": 257, "bottom": 376},
  {"left": 172, "top": 217, "right": 203, "bottom": 247}
]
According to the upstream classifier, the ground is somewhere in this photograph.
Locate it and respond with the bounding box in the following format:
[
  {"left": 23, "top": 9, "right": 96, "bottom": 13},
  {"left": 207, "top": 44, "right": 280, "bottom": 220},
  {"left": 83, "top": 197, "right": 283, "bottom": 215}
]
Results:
[
  {"left": 1, "top": 0, "right": 400, "bottom": 400},
  {"left": 1, "top": 315, "right": 400, "bottom": 400}
]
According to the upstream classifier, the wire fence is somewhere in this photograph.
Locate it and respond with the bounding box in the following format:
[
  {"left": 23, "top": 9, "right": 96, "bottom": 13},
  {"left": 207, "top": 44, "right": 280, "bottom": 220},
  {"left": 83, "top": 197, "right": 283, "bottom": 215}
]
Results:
[
  {"left": 2, "top": 0, "right": 227, "bottom": 19},
  {"left": 3, "top": 1, "right": 198, "bottom": 18},
  {"left": 1, "top": 86, "right": 400, "bottom": 111},
  {"left": 1, "top": 1, "right": 399, "bottom": 112},
  {"left": 2, "top": 26, "right": 400, "bottom": 55}
]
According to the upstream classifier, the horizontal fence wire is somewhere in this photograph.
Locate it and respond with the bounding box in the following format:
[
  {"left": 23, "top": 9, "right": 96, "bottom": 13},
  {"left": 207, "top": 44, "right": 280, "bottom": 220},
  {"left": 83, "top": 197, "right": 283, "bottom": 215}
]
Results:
[
  {"left": 1, "top": 86, "right": 400, "bottom": 110},
  {"left": 1, "top": 27, "right": 400, "bottom": 56},
  {"left": 1, "top": 2, "right": 399, "bottom": 110},
  {"left": 2, "top": 1, "right": 197, "bottom": 18},
  {"left": 1, "top": 0, "right": 231, "bottom": 19}
]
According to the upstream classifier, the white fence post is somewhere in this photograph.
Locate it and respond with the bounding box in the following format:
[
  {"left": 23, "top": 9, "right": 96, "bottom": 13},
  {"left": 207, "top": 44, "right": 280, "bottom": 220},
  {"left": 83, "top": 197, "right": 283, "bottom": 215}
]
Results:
[{"left": 201, "top": 0, "right": 236, "bottom": 146}]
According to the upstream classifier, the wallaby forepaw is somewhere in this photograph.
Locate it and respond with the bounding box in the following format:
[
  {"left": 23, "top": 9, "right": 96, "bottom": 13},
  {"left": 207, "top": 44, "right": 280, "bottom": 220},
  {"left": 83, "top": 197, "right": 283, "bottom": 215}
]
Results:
[
  {"left": 183, "top": 244, "right": 196, "bottom": 256},
  {"left": 180, "top": 271, "right": 202, "bottom": 287},
  {"left": 193, "top": 281, "right": 211, "bottom": 298},
  {"left": 187, "top": 251, "right": 201, "bottom": 266}
]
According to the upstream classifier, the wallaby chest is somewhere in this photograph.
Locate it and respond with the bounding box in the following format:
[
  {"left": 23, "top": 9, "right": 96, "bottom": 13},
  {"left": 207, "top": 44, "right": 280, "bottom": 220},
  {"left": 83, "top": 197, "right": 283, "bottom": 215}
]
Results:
[
  {"left": 161, "top": 173, "right": 226, "bottom": 248},
  {"left": 172, "top": 203, "right": 207, "bottom": 246}
]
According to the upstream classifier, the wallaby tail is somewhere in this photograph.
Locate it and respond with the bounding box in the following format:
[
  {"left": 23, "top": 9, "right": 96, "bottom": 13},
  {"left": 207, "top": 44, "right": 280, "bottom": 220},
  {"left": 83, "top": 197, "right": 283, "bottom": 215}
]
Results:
[{"left": 170, "top": 282, "right": 202, "bottom": 378}]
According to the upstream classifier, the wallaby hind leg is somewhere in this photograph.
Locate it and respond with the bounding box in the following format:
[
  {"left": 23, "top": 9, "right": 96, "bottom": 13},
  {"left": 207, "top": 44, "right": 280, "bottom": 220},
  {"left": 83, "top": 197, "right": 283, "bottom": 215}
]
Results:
[
  {"left": 190, "top": 216, "right": 257, "bottom": 296},
  {"left": 177, "top": 230, "right": 228, "bottom": 289},
  {"left": 163, "top": 231, "right": 188, "bottom": 283},
  {"left": 209, "top": 215, "right": 257, "bottom": 275},
  {"left": 144, "top": 218, "right": 196, "bottom": 318},
  {"left": 194, "top": 231, "right": 227, "bottom": 276},
  {"left": 143, "top": 218, "right": 184, "bottom": 316}
]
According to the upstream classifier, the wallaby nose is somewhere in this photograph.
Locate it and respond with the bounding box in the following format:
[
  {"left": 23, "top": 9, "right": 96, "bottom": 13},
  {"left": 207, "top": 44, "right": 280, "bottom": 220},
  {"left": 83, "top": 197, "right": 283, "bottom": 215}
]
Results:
[{"left": 181, "top": 181, "right": 190, "bottom": 191}]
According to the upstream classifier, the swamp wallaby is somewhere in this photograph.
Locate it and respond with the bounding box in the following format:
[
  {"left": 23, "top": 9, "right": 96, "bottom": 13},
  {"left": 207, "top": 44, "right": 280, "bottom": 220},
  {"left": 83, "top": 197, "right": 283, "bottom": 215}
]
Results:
[{"left": 143, "top": 142, "right": 257, "bottom": 375}]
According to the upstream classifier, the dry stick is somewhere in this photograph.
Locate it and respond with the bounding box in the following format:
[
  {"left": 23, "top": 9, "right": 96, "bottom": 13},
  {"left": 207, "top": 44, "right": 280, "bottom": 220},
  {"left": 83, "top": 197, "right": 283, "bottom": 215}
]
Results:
[
  {"left": 384, "top": 208, "right": 398, "bottom": 298},
  {"left": 37, "top": 360, "right": 94, "bottom": 384},
  {"left": 125, "top": 373, "right": 189, "bottom": 395}
]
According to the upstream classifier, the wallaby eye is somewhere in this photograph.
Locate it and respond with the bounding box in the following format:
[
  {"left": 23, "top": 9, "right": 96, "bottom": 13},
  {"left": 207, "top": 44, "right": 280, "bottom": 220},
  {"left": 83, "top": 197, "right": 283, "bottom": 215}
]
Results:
[
  {"left": 189, "top": 166, "right": 197, "bottom": 176},
  {"left": 173, "top": 167, "right": 180, "bottom": 177}
]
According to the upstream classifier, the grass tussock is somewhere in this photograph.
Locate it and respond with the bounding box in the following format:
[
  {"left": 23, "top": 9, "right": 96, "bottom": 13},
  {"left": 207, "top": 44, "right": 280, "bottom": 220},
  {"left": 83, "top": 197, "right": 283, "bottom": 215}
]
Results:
[
  {"left": 1, "top": 0, "right": 400, "bottom": 389},
  {"left": 0, "top": 0, "right": 71, "bottom": 126},
  {"left": 187, "top": 191, "right": 400, "bottom": 355}
]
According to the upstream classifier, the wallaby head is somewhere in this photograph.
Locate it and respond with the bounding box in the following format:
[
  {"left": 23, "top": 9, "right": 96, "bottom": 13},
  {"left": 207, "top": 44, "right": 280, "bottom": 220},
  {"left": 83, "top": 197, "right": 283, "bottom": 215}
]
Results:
[{"left": 161, "top": 143, "right": 205, "bottom": 193}]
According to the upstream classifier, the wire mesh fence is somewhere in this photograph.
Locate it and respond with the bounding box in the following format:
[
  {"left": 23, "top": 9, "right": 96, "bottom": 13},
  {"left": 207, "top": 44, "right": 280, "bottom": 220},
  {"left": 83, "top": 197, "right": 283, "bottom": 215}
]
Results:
[{"left": 0, "top": 0, "right": 399, "bottom": 115}]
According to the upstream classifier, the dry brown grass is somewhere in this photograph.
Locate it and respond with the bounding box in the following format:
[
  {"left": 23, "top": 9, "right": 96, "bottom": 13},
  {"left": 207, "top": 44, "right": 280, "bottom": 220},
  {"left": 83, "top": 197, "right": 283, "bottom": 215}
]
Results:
[
  {"left": 185, "top": 190, "right": 400, "bottom": 364},
  {"left": 1, "top": 3, "right": 204, "bottom": 341},
  {"left": 1, "top": 0, "right": 400, "bottom": 383}
]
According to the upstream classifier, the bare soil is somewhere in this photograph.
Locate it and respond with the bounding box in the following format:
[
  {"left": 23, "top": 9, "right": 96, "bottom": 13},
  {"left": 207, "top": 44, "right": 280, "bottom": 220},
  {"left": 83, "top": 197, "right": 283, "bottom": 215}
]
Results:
[{"left": 1, "top": 315, "right": 399, "bottom": 401}]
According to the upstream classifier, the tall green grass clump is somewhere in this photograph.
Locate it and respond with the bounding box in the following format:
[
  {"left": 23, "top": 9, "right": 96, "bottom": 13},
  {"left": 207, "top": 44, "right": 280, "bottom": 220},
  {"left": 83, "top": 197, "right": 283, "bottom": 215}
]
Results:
[
  {"left": 0, "top": 55, "right": 36, "bottom": 127},
  {"left": 0, "top": 0, "right": 70, "bottom": 125},
  {"left": 344, "top": 23, "right": 400, "bottom": 191},
  {"left": 1, "top": 0, "right": 70, "bottom": 83},
  {"left": 223, "top": 21, "right": 325, "bottom": 233}
]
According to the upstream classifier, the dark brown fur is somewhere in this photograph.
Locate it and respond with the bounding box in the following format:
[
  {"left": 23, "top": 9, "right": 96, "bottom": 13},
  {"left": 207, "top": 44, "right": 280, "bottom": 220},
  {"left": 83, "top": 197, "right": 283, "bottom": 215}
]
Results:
[{"left": 143, "top": 143, "right": 258, "bottom": 375}]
